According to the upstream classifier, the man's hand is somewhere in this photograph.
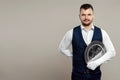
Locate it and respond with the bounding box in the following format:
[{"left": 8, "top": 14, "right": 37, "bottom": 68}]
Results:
[{"left": 87, "top": 60, "right": 100, "bottom": 70}]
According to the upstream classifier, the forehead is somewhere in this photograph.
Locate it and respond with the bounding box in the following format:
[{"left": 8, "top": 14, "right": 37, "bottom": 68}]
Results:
[{"left": 80, "top": 8, "right": 93, "bottom": 14}]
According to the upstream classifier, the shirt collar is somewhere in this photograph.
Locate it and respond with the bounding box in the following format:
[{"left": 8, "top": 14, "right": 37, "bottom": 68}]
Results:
[{"left": 81, "top": 24, "right": 94, "bottom": 31}]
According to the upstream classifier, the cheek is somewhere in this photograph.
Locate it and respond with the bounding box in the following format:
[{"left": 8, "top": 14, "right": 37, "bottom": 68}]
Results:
[
  {"left": 80, "top": 16, "right": 85, "bottom": 20},
  {"left": 89, "top": 16, "right": 94, "bottom": 20}
]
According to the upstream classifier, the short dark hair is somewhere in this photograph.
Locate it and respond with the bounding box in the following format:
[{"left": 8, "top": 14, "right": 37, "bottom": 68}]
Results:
[{"left": 80, "top": 3, "right": 94, "bottom": 11}]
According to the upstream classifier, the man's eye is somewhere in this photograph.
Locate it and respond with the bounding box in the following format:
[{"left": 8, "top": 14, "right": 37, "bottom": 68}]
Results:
[
  {"left": 88, "top": 14, "right": 92, "bottom": 16},
  {"left": 82, "top": 14, "right": 85, "bottom": 16}
]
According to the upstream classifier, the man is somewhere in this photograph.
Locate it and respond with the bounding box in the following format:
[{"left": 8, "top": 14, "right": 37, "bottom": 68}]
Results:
[{"left": 59, "top": 3, "right": 116, "bottom": 80}]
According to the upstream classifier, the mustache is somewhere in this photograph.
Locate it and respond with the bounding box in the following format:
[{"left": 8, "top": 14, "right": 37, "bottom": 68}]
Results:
[{"left": 83, "top": 19, "right": 90, "bottom": 21}]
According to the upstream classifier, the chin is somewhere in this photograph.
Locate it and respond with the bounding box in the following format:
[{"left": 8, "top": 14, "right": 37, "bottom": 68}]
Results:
[{"left": 82, "top": 23, "right": 91, "bottom": 26}]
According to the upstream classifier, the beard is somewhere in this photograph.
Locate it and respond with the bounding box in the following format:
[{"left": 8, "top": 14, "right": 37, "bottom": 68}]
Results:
[
  {"left": 82, "top": 22, "right": 91, "bottom": 26},
  {"left": 81, "top": 19, "right": 93, "bottom": 27}
]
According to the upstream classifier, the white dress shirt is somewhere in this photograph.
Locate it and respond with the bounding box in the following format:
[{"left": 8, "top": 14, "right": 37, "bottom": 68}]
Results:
[{"left": 59, "top": 25, "right": 116, "bottom": 70}]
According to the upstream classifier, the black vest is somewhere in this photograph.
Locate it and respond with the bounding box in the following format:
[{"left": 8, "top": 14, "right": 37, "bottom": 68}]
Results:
[{"left": 72, "top": 25, "right": 102, "bottom": 74}]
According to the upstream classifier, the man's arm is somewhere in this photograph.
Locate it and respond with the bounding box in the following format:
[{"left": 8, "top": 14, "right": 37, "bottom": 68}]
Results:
[
  {"left": 87, "top": 29, "right": 116, "bottom": 70},
  {"left": 58, "top": 29, "right": 73, "bottom": 57}
]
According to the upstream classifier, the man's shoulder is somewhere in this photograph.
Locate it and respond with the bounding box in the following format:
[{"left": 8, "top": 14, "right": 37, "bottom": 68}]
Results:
[
  {"left": 94, "top": 25, "right": 106, "bottom": 32},
  {"left": 94, "top": 25, "right": 108, "bottom": 34},
  {"left": 94, "top": 25, "right": 101, "bottom": 29},
  {"left": 73, "top": 25, "right": 81, "bottom": 30},
  {"left": 66, "top": 25, "right": 81, "bottom": 35}
]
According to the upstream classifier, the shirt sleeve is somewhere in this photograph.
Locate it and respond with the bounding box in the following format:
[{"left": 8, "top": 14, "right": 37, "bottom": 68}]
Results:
[
  {"left": 58, "top": 29, "right": 73, "bottom": 57},
  {"left": 95, "top": 29, "right": 116, "bottom": 65}
]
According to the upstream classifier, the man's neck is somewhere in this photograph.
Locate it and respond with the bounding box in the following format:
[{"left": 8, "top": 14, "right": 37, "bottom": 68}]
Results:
[{"left": 83, "top": 24, "right": 92, "bottom": 31}]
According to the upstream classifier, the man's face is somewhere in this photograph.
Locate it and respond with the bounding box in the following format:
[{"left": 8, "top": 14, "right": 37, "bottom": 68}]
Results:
[{"left": 79, "top": 8, "right": 94, "bottom": 26}]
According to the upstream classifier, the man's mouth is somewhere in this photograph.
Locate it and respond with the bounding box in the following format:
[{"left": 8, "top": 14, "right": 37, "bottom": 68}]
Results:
[{"left": 84, "top": 19, "right": 89, "bottom": 22}]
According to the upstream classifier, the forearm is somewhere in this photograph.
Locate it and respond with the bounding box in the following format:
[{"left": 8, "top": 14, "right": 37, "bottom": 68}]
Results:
[
  {"left": 59, "top": 47, "right": 73, "bottom": 57},
  {"left": 95, "top": 49, "right": 116, "bottom": 65}
]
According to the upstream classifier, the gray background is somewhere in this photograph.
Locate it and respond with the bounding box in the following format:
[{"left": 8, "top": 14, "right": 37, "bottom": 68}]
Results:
[{"left": 0, "top": 0, "right": 120, "bottom": 80}]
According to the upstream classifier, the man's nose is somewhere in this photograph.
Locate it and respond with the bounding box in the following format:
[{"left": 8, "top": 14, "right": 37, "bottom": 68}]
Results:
[{"left": 85, "top": 15, "right": 88, "bottom": 19}]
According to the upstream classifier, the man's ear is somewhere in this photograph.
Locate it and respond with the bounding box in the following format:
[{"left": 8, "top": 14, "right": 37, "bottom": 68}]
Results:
[{"left": 79, "top": 14, "right": 80, "bottom": 19}]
